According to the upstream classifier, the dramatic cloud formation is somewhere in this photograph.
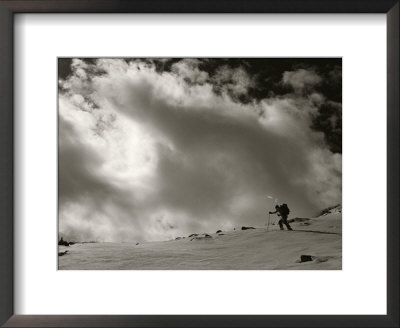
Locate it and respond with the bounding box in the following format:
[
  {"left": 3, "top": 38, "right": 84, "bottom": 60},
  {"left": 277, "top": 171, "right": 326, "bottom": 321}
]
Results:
[{"left": 58, "top": 58, "right": 342, "bottom": 242}]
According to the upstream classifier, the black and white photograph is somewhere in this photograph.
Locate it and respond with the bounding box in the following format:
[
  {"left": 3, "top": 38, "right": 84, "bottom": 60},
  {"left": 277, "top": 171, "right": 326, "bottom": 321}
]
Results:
[{"left": 58, "top": 58, "right": 342, "bottom": 270}]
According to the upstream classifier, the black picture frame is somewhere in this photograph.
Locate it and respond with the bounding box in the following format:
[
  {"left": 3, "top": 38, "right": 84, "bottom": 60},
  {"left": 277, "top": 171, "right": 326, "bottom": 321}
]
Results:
[{"left": 0, "top": 1, "right": 398, "bottom": 327}]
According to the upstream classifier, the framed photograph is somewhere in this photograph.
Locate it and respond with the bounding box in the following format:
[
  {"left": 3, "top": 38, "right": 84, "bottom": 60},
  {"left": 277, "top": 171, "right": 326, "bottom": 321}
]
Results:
[
  {"left": 57, "top": 57, "right": 343, "bottom": 271},
  {"left": 0, "top": 0, "right": 398, "bottom": 327}
]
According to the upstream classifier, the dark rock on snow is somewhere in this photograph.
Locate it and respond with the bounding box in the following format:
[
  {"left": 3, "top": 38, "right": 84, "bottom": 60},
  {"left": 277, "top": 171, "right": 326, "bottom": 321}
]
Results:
[
  {"left": 288, "top": 217, "right": 310, "bottom": 223},
  {"left": 58, "top": 237, "right": 72, "bottom": 247},
  {"left": 241, "top": 226, "right": 255, "bottom": 230},
  {"left": 300, "top": 255, "right": 314, "bottom": 263},
  {"left": 190, "top": 234, "right": 213, "bottom": 241}
]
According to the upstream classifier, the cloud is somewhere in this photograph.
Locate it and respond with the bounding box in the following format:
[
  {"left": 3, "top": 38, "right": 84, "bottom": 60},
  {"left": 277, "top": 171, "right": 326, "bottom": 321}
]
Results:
[
  {"left": 282, "top": 68, "right": 322, "bottom": 93},
  {"left": 171, "top": 59, "right": 209, "bottom": 85},
  {"left": 212, "top": 65, "right": 255, "bottom": 99},
  {"left": 58, "top": 59, "right": 341, "bottom": 242}
]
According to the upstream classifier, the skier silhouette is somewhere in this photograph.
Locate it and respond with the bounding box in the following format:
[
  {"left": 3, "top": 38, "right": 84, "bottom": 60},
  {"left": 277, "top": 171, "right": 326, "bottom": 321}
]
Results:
[{"left": 269, "top": 204, "right": 293, "bottom": 231}]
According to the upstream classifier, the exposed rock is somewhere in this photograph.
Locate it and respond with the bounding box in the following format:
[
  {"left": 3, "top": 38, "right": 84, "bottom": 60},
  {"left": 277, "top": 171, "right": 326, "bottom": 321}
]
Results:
[
  {"left": 241, "top": 226, "right": 255, "bottom": 230},
  {"left": 58, "top": 237, "right": 71, "bottom": 247},
  {"left": 58, "top": 250, "right": 69, "bottom": 256},
  {"left": 288, "top": 217, "right": 310, "bottom": 223},
  {"left": 188, "top": 234, "right": 199, "bottom": 238},
  {"left": 216, "top": 230, "right": 222, "bottom": 233},
  {"left": 300, "top": 255, "right": 314, "bottom": 263},
  {"left": 136, "top": 242, "right": 139, "bottom": 245},
  {"left": 190, "top": 234, "right": 213, "bottom": 241}
]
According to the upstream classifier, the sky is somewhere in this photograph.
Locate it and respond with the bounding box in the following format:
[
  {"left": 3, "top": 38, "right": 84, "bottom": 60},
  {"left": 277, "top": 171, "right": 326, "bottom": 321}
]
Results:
[{"left": 58, "top": 58, "right": 342, "bottom": 242}]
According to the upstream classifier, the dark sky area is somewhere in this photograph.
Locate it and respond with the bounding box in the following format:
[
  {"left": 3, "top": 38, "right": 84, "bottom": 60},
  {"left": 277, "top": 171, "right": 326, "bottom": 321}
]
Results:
[{"left": 58, "top": 58, "right": 342, "bottom": 242}]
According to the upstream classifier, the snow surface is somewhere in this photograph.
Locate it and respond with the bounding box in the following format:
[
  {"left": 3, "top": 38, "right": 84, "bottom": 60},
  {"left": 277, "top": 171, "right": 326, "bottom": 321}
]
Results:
[{"left": 58, "top": 211, "right": 342, "bottom": 270}]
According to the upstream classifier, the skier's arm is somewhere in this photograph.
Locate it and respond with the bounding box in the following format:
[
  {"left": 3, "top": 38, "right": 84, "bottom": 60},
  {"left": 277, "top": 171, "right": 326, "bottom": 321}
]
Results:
[{"left": 269, "top": 210, "right": 277, "bottom": 214}]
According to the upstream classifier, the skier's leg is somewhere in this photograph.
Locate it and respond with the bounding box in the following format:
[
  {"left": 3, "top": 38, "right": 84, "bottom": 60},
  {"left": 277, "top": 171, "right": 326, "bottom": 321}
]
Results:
[
  {"left": 278, "top": 219, "right": 284, "bottom": 230},
  {"left": 283, "top": 218, "right": 293, "bottom": 230}
]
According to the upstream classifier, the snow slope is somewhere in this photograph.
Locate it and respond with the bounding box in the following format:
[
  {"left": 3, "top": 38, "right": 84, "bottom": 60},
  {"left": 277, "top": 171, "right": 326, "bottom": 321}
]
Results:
[{"left": 58, "top": 210, "right": 342, "bottom": 270}]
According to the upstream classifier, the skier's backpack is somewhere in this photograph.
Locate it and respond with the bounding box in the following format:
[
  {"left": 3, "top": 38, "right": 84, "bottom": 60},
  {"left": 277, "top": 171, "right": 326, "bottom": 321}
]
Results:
[{"left": 280, "top": 203, "right": 290, "bottom": 216}]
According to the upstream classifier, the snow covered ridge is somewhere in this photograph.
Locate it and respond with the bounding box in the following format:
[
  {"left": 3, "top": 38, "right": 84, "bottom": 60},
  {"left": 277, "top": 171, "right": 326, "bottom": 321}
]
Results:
[
  {"left": 58, "top": 208, "right": 342, "bottom": 270},
  {"left": 317, "top": 204, "right": 342, "bottom": 217}
]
